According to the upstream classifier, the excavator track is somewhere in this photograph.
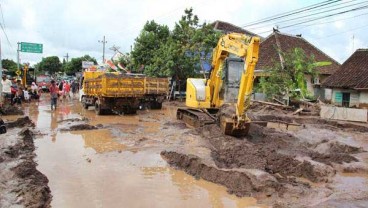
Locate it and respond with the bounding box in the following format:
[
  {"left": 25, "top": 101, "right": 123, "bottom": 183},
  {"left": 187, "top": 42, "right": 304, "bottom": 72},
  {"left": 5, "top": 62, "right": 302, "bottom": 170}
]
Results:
[{"left": 176, "top": 108, "right": 217, "bottom": 128}]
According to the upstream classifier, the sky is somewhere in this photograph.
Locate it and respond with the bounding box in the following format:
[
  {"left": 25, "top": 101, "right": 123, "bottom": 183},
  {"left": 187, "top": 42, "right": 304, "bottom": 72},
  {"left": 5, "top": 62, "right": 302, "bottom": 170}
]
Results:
[{"left": 1, "top": 0, "right": 368, "bottom": 67}]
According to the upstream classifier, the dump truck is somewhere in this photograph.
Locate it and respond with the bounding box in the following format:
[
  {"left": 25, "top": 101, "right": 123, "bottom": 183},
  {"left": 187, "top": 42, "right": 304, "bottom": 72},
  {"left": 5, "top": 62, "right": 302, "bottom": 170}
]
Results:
[{"left": 81, "top": 71, "right": 168, "bottom": 115}]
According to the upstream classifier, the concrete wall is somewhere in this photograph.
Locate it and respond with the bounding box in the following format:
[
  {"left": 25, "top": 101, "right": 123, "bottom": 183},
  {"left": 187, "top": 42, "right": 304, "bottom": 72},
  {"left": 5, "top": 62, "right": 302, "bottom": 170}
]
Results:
[{"left": 321, "top": 106, "right": 368, "bottom": 122}]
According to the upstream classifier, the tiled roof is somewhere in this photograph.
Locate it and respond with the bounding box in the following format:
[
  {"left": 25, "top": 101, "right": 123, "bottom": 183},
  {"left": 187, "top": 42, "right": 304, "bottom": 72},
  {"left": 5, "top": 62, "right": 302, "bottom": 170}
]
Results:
[
  {"left": 257, "top": 31, "right": 340, "bottom": 75},
  {"left": 322, "top": 49, "right": 368, "bottom": 89},
  {"left": 212, "top": 20, "right": 262, "bottom": 38}
]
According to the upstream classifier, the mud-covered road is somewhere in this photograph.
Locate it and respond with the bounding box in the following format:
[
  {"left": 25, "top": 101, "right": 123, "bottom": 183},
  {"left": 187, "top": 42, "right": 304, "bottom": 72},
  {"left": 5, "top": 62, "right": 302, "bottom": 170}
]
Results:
[
  {"left": 1, "top": 96, "right": 266, "bottom": 208},
  {"left": 1, "top": 96, "right": 368, "bottom": 207}
]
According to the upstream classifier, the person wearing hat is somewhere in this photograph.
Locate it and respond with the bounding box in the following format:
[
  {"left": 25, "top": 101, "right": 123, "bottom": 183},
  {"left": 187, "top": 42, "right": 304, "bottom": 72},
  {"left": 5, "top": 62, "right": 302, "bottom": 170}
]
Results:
[{"left": 1, "top": 74, "right": 12, "bottom": 103}]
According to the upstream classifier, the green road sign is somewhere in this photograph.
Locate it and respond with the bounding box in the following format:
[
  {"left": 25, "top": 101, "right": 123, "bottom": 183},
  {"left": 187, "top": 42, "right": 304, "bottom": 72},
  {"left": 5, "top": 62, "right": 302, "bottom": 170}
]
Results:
[{"left": 20, "top": 42, "right": 43, "bottom": 53}]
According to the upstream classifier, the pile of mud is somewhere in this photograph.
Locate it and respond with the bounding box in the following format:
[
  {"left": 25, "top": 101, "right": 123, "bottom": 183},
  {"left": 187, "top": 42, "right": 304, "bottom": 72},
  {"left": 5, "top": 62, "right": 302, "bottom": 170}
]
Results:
[
  {"left": 61, "top": 124, "right": 98, "bottom": 131},
  {"left": 6, "top": 116, "right": 35, "bottom": 129},
  {"left": 0, "top": 128, "right": 51, "bottom": 207},
  {"left": 0, "top": 104, "right": 24, "bottom": 115},
  {"left": 253, "top": 114, "right": 368, "bottom": 132},
  {"left": 161, "top": 122, "right": 360, "bottom": 200}
]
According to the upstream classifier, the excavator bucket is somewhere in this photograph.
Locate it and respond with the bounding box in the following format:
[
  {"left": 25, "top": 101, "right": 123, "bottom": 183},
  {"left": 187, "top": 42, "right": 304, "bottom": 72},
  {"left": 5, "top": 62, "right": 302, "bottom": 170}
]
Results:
[{"left": 219, "top": 115, "right": 250, "bottom": 137}]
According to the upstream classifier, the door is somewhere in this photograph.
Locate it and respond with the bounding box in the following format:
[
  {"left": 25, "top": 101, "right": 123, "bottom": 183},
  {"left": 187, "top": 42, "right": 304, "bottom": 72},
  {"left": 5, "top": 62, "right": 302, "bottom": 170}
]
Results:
[{"left": 342, "top": 92, "right": 350, "bottom": 107}]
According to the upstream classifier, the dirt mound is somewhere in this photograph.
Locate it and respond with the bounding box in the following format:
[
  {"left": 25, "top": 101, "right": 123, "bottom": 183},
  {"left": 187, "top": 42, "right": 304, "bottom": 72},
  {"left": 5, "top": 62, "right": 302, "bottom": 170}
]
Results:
[
  {"left": 57, "top": 117, "right": 89, "bottom": 123},
  {"left": 163, "top": 121, "right": 187, "bottom": 129},
  {"left": 310, "top": 152, "right": 359, "bottom": 165},
  {"left": 0, "top": 104, "right": 24, "bottom": 115},
  {"left": 6, "top": 116, "right": 35, "bottom": 128},
  {"left": 253, "top": 114, "right": 368, "bottom": 132},
  {"left": 61, "top": 124, "right": 98, "bottom": 131},
  {"left": 249, "top": 102, "right": 293, "bottom": 115},
  {"left": 11, "top": 160, "right": 52, "bottom": 208},
  {"left": 197, "top": 123, "right": 356, "bottom": 183},
  {"left": 161, "top": 151, "right": 281, "bottom": 197},
  {"left": 0, "top": 128, "right": 51, "bottom": 207}
]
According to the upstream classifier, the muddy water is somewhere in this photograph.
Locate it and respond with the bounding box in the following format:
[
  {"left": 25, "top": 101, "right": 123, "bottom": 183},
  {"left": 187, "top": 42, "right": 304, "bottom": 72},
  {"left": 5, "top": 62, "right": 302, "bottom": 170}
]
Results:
[{"left": 22, "top": 97, "right": 266, "bottom": 208}]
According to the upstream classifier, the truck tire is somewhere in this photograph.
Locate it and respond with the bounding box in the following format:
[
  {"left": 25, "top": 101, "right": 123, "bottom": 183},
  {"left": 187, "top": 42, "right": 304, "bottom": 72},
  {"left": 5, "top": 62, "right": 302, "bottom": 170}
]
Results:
[
  {"left": 95, "top": 103, "right": 103, "bottom": 115},
  {"left": 151, "top": 101, "right": 163, "bottom": 109},
  {"left": 81, "top": 97, "right": 89, "bottom": 109}
]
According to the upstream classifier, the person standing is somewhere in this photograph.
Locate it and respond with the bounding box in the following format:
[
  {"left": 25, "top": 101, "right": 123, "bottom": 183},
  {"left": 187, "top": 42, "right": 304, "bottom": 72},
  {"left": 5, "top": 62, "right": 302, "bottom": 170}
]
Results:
[
  {"left": 63, "top": 81, "right": 71, "bottom": 100},
  {"left": 49, "top": 80, "right": 59, "bottom": 110},
  {"left": 1, "top": 75, "right": 12, "bottom": 104},
  {"left": 71, "top": 80, "right": 78, "bottom": 98}
]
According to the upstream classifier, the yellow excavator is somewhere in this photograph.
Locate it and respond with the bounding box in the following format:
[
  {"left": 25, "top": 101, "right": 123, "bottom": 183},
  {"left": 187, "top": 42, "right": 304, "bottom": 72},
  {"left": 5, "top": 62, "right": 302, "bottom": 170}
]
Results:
[{"left": 176, "top": 33, "right": 260, "bottom": 137}]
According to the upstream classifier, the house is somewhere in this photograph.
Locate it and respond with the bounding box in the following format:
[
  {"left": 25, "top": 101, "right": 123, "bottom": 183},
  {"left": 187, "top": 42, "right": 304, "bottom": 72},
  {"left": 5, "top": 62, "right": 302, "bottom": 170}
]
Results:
[
  {"left": 256, "top": 31, "right": 340, "bottom": 99},
  {"left": 212, "top": 20, "right": 262, "bottom": 39},
  {"left": 322, "top": 49, "right": 368, "bottom": 108}
]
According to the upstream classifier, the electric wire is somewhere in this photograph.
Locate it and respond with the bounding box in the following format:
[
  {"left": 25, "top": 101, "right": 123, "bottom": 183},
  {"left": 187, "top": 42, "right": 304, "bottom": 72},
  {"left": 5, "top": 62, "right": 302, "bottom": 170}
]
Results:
[
  {"left": 284, "top": 12, "right": 368, "bottom": 33},
  {"left": 247, "top": 0, "right": 368, "bottom": 30},
  {"left": 242, "top": 0, "right": 342, "bottom": 27},
  {"left": 256, "top": 5, "right": 368, "bottom": 34},
  {"left": 0, "top": 4, "right": 13, "bottom": 50}
]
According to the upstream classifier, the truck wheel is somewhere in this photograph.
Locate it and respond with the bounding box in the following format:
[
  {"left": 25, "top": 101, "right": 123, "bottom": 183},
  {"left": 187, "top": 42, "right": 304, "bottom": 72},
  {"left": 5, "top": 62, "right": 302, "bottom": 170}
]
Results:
[
  {"left": 95, "top": 103, "right": 103, "bottom": 115},
  {"left": 151, "top": 101, "right": 163, "bottom": 109}
]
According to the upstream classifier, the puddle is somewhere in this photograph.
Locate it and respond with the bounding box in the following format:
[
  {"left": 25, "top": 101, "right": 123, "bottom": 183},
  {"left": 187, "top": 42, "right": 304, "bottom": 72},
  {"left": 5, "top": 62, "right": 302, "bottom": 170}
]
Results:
[{"left": 29, "top": 97, "right": 265, "bottom": 207}]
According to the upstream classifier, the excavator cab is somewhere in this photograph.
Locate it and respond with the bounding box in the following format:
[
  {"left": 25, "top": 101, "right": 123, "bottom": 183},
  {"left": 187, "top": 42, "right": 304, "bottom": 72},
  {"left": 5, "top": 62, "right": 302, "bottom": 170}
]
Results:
[{"left": 221, "top": 57, "right": 245, "bottom": 103}]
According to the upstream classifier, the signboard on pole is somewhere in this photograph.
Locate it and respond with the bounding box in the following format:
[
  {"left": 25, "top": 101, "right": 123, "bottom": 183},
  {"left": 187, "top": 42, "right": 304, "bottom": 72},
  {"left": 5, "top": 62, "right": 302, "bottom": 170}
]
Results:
[
  {"left": 82, "top": 61, "right": 94, "bottom": 68},
  {"left": 20, "top": 42, "right": 43, "bottom": 53}
]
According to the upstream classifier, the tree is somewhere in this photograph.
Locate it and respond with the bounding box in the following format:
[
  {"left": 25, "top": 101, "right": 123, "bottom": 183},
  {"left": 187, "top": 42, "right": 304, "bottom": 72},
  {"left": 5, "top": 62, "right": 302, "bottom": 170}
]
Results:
[
  {"left": 63, "top": 55, "right": 97, "bottom": 75},
  {"left": 2, "top": 59, "right": 18, "bottom": 72},
  {"left": 259, "top": 48, "right": 319, "bottom": 99},
  {"left": 140, "top": 8, "right": 220, "bottom": 80},
  {"left": 37, "top": 56, "right": 62, "bottom": 75},
  {"left": 131, "top": 20, "right": 170, "bottom": 70}
]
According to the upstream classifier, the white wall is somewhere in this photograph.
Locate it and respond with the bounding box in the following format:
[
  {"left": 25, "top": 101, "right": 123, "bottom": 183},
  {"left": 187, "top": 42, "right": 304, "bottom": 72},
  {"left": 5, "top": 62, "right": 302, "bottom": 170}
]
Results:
[
  {"left": 305, "top": 74, "right": 314, "bottom": 96},
  {"left": 359, "top": 91, "right": 368, "bottom": 108}
]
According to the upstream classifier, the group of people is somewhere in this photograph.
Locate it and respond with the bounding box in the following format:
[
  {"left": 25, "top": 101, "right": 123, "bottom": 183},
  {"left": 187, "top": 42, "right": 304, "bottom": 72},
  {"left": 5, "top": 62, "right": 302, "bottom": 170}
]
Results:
[
  {"left": 1, "top": 75, "right": 40, "bottom": 106},
  {"left": 49, "top": 79, "right": 79, "bottom": 110}
]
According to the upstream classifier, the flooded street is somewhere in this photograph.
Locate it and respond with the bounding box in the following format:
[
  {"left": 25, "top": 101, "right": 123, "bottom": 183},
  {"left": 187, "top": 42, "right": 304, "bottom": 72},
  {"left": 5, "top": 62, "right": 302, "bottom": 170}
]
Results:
[{"left": 24, "top": 96, "right": 264, "bottom": 208}]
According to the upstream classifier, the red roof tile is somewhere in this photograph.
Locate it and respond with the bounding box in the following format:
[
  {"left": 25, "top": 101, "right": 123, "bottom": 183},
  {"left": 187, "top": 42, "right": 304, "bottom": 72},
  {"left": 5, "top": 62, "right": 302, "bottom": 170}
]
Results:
[
  {"left": 257, "top": 32, "right": 340, "bottom": 75},
  {"left": 323, "top": 49, "right": 368, "bottom": 89}
]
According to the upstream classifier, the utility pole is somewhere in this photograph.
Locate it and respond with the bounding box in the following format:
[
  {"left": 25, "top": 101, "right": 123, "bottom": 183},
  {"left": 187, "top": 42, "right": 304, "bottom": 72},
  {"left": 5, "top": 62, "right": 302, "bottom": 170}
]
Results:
[
  {"left": 98, "top": 36, "right": 107, "bottom": 64},
  {"left": 64, "top": 53, "right": 69, "bottom": 62},
  {"left": 17, "top": 42, "right": 20, "bottom": 70}
]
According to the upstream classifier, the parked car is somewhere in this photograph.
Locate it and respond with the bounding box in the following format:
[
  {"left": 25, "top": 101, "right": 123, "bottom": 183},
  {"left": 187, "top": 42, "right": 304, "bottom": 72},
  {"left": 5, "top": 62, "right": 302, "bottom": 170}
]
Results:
[{"left": 36, "top": 75, "right": 52, "bottom": 92}]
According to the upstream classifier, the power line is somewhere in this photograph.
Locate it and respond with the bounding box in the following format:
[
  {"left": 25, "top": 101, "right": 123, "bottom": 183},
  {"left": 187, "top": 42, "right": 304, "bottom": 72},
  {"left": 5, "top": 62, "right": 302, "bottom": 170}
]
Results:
[
  {"left": 242, "top": 0, "right": 342, "bottom": 27},
  {"left": 284, "top": 11, "right": 368, "bottom": 33},
  {"left": 0, "top": 23, "right": 12, "bottom": 49},
  {"left": 0, "top": 4, "right": 12, "bottom": 50},
  {"left": 317, "top": 23, "right": 368, "bottom": 39},
  {"left": 248, "top": 0, "right": 367, "bottom": 30},
  {"left": 257, "top": 4, "right": 368, "bottom": 34}
]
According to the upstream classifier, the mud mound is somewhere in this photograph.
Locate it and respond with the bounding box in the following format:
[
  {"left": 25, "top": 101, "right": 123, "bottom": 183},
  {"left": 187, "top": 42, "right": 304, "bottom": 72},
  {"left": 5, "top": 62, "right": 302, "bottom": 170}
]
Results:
[
  {"left": 249, "top": 102, "right": 293, "bottom": 115},
  {"left": 161, "top": 151, "right": 281, "bottom": 197},
  {"left": 253, "top": 114, "right": 368, "bottom": 132},
  {"left": 163, "top": 121, "right": 187, "bottom": 129},
  {"left": 328, "top": 141, "right": 364, "bottom": 154},
  {"left": 310, "top": 152, "right": 359, "bottom": 165},
  {"left": 198, "top": 123, "right": 356, "bottom": 183},
  {"left": 57, "top": 117, "right": 89, "bottom": 123},
  {"left": 62, "top": 124, "right": 98, "bottom": 131},
  {"left": 0, "top": 128, "right": 52, "bottom": 207},
  {"left": 11, "top": 161, "right": 52, "bottom": 207},
  {"left": 0, "top": 104, "right": 24, "bottom": 115},
  {"left": 6, "top": 116, "right": 35, "bottom": 128}
]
